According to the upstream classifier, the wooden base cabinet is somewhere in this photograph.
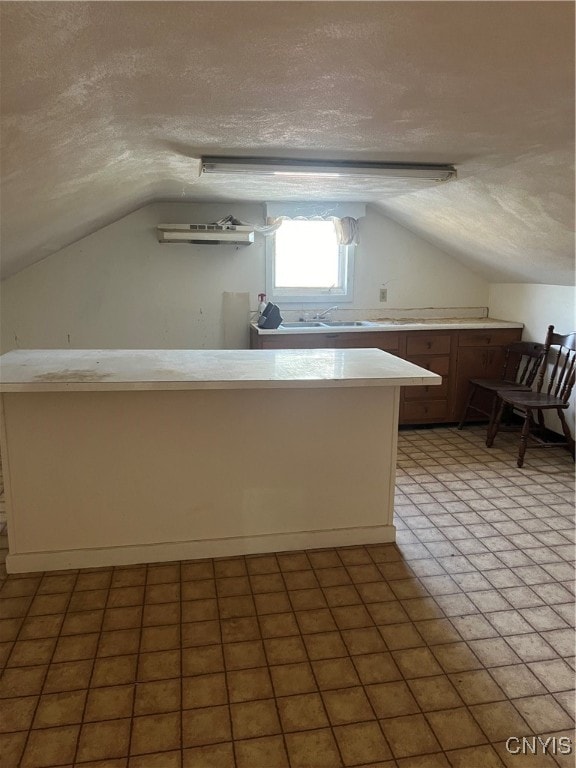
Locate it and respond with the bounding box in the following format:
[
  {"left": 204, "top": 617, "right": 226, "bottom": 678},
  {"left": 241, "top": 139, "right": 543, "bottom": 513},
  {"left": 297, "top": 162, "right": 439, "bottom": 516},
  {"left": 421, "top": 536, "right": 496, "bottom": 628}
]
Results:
[{"left": 250, "top": 325, "right": 522, "bottom": 425}]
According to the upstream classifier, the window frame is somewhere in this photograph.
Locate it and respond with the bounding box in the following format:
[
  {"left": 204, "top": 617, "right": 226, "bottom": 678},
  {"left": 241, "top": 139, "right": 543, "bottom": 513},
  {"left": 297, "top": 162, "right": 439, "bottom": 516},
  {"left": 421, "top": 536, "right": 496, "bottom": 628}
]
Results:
[{"left": 265, "top": 220, "right": 356, "bottom": 305}]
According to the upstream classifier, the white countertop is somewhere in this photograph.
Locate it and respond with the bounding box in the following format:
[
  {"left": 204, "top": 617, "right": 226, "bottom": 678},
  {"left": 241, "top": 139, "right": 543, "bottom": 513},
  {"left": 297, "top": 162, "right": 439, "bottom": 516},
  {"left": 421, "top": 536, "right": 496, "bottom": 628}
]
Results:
[
  {"left": 252, "top": 318, "right": 524, "bottom": 335},
  {"left": 0, "top": 349, "right": 442, "bottom": 392}
]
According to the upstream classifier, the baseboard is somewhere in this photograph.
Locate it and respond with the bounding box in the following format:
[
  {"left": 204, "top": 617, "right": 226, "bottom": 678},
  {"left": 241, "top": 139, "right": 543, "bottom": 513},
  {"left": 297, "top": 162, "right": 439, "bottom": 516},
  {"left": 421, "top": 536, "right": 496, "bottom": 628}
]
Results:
[{"left": 5, "top": 524, "right": 397, "bottom": 573}]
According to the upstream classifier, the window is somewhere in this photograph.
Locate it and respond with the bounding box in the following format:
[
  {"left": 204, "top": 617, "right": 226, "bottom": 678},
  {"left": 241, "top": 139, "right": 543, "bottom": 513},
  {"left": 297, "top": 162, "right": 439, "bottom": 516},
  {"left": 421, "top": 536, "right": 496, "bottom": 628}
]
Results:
[{"left": 266, "top": 218, "right": 355, "bottom": 304}]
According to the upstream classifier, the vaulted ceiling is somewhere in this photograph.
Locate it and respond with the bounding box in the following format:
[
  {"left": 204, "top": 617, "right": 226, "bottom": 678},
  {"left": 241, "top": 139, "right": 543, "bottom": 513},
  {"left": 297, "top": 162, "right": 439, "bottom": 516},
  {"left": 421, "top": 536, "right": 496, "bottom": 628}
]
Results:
[{"left": 1, "top": 1, "right": 574, "bottom": 282}]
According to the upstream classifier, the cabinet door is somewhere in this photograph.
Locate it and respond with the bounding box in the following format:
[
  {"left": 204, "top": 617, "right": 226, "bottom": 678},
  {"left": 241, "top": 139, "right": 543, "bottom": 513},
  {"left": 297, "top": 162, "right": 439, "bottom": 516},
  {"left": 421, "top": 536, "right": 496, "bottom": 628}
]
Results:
[{"left": 452, "top": 346, "right": 507, "bottom": 422}]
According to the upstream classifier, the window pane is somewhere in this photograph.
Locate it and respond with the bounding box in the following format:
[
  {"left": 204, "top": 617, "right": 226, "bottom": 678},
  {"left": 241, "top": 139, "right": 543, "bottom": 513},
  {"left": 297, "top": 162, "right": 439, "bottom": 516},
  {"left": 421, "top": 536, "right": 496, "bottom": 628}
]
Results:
[{"left": 275, "top": 220, "right": 340, "bottom": 289}]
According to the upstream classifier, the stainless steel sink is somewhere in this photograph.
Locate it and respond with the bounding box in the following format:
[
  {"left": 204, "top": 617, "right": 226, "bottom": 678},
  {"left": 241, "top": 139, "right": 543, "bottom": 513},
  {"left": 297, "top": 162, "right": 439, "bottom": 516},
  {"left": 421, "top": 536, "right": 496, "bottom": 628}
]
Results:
[
  {"left": 320, "top": 321, "right": 374, "bottom": 327},
  {"left": 279, "top": 322, "right": 324, "bottom": 328}
]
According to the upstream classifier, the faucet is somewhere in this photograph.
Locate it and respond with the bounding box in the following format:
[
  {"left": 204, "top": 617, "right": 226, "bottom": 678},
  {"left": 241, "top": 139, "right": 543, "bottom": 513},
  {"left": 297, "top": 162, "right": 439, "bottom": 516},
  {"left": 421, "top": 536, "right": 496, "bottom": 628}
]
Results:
[{"left": 313, "top": 305, "right": 339, "bottom": 320}]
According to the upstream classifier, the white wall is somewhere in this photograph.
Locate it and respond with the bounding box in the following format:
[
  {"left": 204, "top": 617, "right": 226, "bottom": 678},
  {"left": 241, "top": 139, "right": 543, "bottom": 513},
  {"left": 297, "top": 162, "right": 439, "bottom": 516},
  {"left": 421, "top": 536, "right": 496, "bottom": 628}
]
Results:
[
  {"left": 1, "top": 202, "right": 490, "bottom": 352},
  {"left": 356, "top": 206, "right": 489, "bottom": 310},
  {"left": 489, "top": 283, "right": 576, "bottom": 434}
]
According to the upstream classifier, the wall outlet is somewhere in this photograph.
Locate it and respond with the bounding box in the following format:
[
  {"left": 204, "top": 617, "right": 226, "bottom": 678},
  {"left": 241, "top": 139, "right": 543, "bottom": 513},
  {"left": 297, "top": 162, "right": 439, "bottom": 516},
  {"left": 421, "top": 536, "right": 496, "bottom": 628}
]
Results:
[{"left": 379, "top": 288, "right": 388, "bottom": 302}]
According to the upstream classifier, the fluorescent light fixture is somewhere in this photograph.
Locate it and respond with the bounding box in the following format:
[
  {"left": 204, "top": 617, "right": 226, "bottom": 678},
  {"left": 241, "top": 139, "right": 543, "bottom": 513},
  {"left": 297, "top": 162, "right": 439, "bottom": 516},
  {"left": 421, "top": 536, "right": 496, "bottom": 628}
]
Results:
[{"left": 201, "top": 156, "right": 457, "bottom": 182}]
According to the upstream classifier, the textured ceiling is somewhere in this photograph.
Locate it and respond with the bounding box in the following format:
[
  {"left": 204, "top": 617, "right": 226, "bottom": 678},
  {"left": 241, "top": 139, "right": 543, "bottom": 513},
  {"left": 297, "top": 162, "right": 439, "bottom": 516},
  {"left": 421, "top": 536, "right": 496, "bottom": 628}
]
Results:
[{"left": 0, "top": 1, "right": 574, "bottom": 282}]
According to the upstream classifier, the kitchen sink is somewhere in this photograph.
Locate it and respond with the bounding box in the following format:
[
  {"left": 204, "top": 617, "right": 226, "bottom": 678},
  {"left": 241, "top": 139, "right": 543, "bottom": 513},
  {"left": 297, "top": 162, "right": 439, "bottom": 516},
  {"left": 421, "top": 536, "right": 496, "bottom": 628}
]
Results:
[
  {"left": 320, "top": 321, "right": 374, "bottom": 327},
  {"left": 279, "top": 322, "right": 324, "bottom": 328}
]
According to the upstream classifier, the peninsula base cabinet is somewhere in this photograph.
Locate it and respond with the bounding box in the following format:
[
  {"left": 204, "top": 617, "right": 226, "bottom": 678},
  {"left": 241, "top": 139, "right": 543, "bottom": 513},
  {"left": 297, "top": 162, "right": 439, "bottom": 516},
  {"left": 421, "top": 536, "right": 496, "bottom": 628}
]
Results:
[{"left": 250, "top": 326, "right": 523, "bottom": 426}]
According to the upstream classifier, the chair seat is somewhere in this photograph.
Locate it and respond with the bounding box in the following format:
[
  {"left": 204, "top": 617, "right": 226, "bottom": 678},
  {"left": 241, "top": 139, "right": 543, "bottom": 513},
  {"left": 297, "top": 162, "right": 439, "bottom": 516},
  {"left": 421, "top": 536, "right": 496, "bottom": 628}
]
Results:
[
  {"left": 497, "top": 390, "right": 569, "bottom": 410},
  {"left": 469, "top": 378, "right": 532, "bottom": 392}
]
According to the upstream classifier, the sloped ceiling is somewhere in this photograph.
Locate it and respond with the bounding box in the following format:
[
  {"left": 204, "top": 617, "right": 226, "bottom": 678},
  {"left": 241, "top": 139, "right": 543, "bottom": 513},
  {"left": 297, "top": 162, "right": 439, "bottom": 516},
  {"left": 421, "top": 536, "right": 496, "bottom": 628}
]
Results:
[{"left": 1, "top": 1, "right": 574, "bottom": 283}]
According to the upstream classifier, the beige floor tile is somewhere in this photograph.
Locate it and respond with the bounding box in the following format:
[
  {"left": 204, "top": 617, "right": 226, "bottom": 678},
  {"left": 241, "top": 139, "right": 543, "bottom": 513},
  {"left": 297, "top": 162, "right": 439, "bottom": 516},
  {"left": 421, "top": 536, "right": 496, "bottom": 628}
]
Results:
[
  {"left": 182, "top": 599, "right": 218, "bottom": 623},
  {"left": 295, "top": 608, "right": 337, "bottom": 634},
  {"left": 92, "top": 655, "right": 137, "bottom": 687},
  {"left": 181, "top": 562, "right": 214, "bottom": 582},
  {"left": 378, "top": 622, "right": 424, "bottom": 650},
  {"left": 353, "top": 652, "right": 403, "bottom": 685},
  {"left": 284, "top": 570, "right": 319, "bottom": 590},
  {"left": 84, "top": 685, "right": 134, "bottom": 722},
  {"left": 216, "top": 576, "right": 251, "bottom": 597},
  {"left": 392, "top": 647, "right": 443, "bottom": 678},
  {"left": 181, "top": 645, "right": 223, "bottom": 676},
  {"left": 183, "top": 743, "right": 235, "bottom": 768},
  {"left": 277, "top": 692, "right": 329, "bottom": 732},
  {"left": 414, "top": 618, "right": 460, "bottom": 646},
  {"left": 380, "top": 714, "right": 440, "bottom": 759},
  {"left": 220, "top": 617, "right": 260, "bottom": 643},
  {"left": 303, "top": 633, "right": 349, "bottom": 665},
  {"left": 427, "top": 707, "right": 487, "bottom": 751},
  {"left": 312, "top": 657, "right": 360, "bottom": 691},
  {"left": 130, "top": 712, "right": 181, "bottom": 755},
  {"left": 284, "top": 728, "right": 342, "bottom": 768},
  {"left": 181, "top": 620, "right": 221, "bottom": 648},
  {"left": 103, "top": 606, "right": 142, "bottom": 631},
  {"left": 96, "top": 629, "right": 139, "bottom": 658},
  {"left": 396, "top": 755, "right": 451, "bottom": 768},
  {"left": 214, "top": 558, "right": 247, "bottom": 578},
  {"left": 226, "top": 667, "right": 272, "bottom": 703},
  {"left": 470, "top": 700, "right": 531, "bottom": 741},
  {"left": 182, "top": 706, "right": 231, "bottom": 748},
  {"left": 322, "top": 686, "right": 375, "bottom": 725},
  {"left": 366, "top": 680, "right": 420, "bottom": 718},
  {"left": 43, "top": 660, "right": 92, "bottom": 693},
  {"left": 446, "top": 745, "right": 505, "bottom": 768},
  {"left": 246, "top": 554, "right": 281, "bottom": 574},
  {"left": 218, "top": 595, "right": 255, "bottom": 619},
  {"left": 76, "top": 718, "right": 131, "bottom": 762},
  {"left": 181, "top": 579, "right": 216, "bottom": 601},
  {"left": 0, "top": 731, "right": 27, "bottom": 768},
  {"left": 335, "top": 721, "right": 392, "bottom": 765},
  {"left": 230, "top": 698, "right": 281, "bottom": 739},
  {"left": 269, "top": 662, "right": 317, "bottom": 697},
  {"left": 489, "top": 664, "right": 547, "bottom": 698},
  {"left": 342, "top": 627, "right": 387, "bottom": 655},
  {"left": 265, "top": 635, "right": 308, "bottom": 664},
  {"left": 513, "top": 694, "right": 576, "bottom": 732},
  {"left": 7, "top": 638, "right": 56, "bottom": 667},
  {"left": 235, "top": 735, "right": 290, "bottom": 768},
  {"left": 407, "top": 675, "right": 463, "bottom": 711},
  {"left": 129, "top": 751, "right": 181, "bottom": 768},
  {"left": 316, "top": 567, "right": 352, "bottom": 587},
  {"left": 18, "top": 616, "right": 62, "bottom": 641},
  {"left": 528, "top": 658, "right": 575, "bottom": 692},
  {"left": 431, "top": 641, "right": 482, "bottom": 673},
  {"left": 468, "top": 638, "right": 521, "bottom": 667},
  {"left": 143, "top": 602, "right": 180, "bottom": 627},
  {"left": 289, "top": 588, "right": 328, "bottom": 611},
  {"left": 139, "top": 625, "right": 180, "bottom": 653},
  {"left": 0, "top": 695, "right": 38, "bottom": 733},
  {"left": 505, "top": 633, "right": 558, "bottom": 662},
  {"left": 137, "top": 649, "right": 180, "bottom": 682},
  {"left": 254, "top": 592, "right": 292, "bottom": 615},
  {"left": 134, "top": 679, "right": 181, "bottom": 715},
  {"left": 223, "top": 639, "right": 266, "bottom": 670},
  {"left": 368, "top": 600, "right": 411, "bottom": 625},
  {"left": 259, "top": 612, "right": 300, "bottom": 638},
  {"left": 21, "top": 724, "right": 80, "bottom": 768},
  {"left": 33, "top": 689, "right": 87, "bottom": 728}
]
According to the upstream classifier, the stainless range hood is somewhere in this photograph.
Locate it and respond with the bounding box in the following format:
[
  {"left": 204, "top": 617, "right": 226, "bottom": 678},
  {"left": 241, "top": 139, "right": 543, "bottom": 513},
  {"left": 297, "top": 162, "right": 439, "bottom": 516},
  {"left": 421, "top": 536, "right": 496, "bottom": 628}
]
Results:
[{"left": 157, "top": 223, "right": 255, "bottom": 245}]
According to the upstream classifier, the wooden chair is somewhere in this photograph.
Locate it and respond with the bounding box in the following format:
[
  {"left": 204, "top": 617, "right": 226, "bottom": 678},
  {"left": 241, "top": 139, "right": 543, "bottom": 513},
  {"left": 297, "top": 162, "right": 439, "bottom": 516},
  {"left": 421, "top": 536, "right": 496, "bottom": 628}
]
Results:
[
  {"left": 457, "top": 337, "right": 548, "bottom": 430},
  {"left": 486, "top": 328, "right": 576, "bottom": 467}
]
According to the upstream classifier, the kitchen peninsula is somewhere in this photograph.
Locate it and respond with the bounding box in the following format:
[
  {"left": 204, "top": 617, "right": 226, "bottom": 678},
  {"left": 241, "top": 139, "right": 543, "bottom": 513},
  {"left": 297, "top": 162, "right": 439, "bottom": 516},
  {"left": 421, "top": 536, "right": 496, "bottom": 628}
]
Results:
[{"left": 0, "top": 348, "right": 440, "bottom": 573}]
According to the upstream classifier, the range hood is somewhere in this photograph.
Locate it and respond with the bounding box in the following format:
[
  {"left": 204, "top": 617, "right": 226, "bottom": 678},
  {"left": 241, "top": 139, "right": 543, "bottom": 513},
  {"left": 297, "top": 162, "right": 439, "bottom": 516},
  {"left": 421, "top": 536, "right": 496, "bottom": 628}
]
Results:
[{"left": 157, "top": 223, "right": 254, "bottom": 245}]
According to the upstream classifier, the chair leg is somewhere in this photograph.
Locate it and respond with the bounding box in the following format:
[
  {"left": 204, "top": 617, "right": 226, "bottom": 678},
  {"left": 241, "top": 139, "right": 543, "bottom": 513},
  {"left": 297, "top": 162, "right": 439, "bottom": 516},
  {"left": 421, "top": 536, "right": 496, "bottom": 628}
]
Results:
[
  {"left": 557, "top": 408, "right": 576, "bottom": 459},
  {"left": 458, "top": 385, "right": 476, "bottom": 430},
  {"left": 517, "top": 408, "right": 532, "bottom": 468},
  {"left": 486, "top": 397, "right": 505, "bottom": 448}
]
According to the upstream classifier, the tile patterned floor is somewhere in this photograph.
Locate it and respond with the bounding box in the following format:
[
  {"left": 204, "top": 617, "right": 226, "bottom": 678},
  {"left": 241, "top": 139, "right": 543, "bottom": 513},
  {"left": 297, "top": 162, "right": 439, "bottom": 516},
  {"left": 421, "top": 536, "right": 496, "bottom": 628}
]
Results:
[{"left": 0, "top": 426, "right": 574, "bottom": 768}]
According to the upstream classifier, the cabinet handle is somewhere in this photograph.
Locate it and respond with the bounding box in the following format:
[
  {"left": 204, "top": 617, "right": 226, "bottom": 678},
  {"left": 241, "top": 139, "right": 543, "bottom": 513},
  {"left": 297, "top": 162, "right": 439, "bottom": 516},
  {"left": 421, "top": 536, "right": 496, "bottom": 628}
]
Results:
[{"left": 427, "top": 341, "right": 432, "bottom": 350}]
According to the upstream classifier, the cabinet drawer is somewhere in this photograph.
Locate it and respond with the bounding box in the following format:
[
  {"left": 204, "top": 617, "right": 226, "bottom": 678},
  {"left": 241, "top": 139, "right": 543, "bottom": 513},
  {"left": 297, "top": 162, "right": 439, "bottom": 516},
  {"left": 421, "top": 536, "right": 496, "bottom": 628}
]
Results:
[
  {"left": 260, "top": 334, "right": 328, "bottom": 349},
  {"left": 329, "top": 331, "right": 399, "bottom": 351},
  {"left": 404, "top": 381, "right": 449, "bottom": 400},
  {"left": 402, "top": 400, "right": 449, "bottom": 421},
  {"left": 407, "top": 333, "right": 451, "bottom": 356},
  {"left": 407, "top": 355, "right": 450, "bottom": 376},
  {"left": 458, "top": 329, "right": 522, "bottom": 347}
]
